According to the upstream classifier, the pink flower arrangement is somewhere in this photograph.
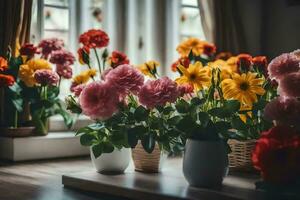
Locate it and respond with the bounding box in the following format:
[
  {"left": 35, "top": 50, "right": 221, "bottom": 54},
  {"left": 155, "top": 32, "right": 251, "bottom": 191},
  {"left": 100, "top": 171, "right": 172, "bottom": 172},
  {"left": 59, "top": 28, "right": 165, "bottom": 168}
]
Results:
[
  {"left": 138, "top": 77, "right": 180, "bottom": 109},
  {"left": 73, "top": 84, "right": 85, "bottom": 97},
  {"left": 50, "top": 49, "right": 75, "bottom": 67},
  {"left": 279, "top": 72, "right": 300, "bottom": 98},
  {"left": 19, "top": 43, "right": 40, "bottom": 58},
  {"left": 267, "top": 53, "right": 299, "bottom": 81},
  {"left": 79, "top": 81, "right": 119, "bottom": 120},
  {"left": 178, "top": 84, "right": 194, "bottom": 97},
  {"left": 34, "top": 69, "right": 59, "bottom": 86},
  {"left": 264, "top": 96, "right": 300, "bottom": 127},
  {"left": 56, "top": 65, "right": 72, "bottom": 79},
  {"left": 104, "top": 64, "right": 144, "bottom": 96},
  {"left": 38, "top": 38, "right": 64, "bottom": 59}
]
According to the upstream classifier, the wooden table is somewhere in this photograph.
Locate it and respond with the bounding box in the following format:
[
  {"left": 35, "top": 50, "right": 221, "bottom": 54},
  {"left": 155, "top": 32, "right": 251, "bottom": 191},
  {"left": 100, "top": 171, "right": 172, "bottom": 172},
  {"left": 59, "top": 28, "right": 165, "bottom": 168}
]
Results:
[{"left": 63, "top": 158, "right": 299, "bottom": 200}]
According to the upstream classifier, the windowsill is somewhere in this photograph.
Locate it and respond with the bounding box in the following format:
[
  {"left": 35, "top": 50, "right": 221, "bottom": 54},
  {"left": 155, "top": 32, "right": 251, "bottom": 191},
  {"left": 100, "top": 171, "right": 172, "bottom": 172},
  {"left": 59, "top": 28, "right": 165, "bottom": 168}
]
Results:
[{"left": 0, "top": 132, "right": 89, "bottom": 161}]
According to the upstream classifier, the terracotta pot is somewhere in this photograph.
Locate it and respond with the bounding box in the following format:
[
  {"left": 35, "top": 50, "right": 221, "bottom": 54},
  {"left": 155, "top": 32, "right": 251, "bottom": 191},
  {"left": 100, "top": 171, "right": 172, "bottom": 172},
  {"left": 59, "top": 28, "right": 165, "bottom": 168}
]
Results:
[
  {"left": 0, "top": 127, "right": 35, "bottom": 137},
  {"left": 132, "top": 142, "right": 167, "bottom": 173}
]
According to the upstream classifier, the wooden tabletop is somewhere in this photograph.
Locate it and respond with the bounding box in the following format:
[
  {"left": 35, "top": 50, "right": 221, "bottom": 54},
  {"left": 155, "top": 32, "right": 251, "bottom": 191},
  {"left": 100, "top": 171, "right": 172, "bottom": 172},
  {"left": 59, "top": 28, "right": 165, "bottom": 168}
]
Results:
[{"left": 62, "top": 158, "right": 299, "bottom": 200}]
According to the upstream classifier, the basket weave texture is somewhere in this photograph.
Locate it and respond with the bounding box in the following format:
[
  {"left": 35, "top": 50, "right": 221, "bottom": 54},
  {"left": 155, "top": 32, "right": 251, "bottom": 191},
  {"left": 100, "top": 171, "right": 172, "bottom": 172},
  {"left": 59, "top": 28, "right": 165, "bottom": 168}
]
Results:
[
  {"left": 228, "top": 139, "right": 257, "bottom": 171},
  {"left": 132, "top": 143, "right": 162, "bottom": 173}
]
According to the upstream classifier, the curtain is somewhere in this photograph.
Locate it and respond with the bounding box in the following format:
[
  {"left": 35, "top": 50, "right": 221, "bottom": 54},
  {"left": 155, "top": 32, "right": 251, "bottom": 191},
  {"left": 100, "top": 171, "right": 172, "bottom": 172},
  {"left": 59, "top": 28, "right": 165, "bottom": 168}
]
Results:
[
  {"left": 103, "top": 0, "right": 180, "bottom": 76},
  {"left": 0, "top": 0, "right": 32, "bottom": 57},
  {"left": 198, "top": 0, "right": 246, "bottom": 54}
]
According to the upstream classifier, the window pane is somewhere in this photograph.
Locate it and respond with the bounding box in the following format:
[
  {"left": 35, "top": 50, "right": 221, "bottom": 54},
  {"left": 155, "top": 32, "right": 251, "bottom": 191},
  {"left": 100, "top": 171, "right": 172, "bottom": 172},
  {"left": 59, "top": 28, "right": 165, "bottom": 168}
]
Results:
[
  {"left": 44, "top": 7, "right": 69, "bottom": 30},
  {"left": 90, "top": 0, "right": 105, "bottom": 29},
  {"left": 44, "top": 30, "right": 69, "bottom": 47},
  {"left": 180, "top": 7, "right": 205, "bottom": 40},
  {"left": 182, "top": 0, "right": 198, "bottom": 7},
  {"left": 44, "top": 0, "right": 68, "bottom": 7}
]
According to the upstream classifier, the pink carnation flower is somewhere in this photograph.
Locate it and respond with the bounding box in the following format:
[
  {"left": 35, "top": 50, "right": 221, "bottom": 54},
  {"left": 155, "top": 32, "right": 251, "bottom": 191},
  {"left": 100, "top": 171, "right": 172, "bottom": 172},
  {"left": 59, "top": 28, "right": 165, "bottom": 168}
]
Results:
[
  {"left": 34, "top": 69, "right": 59, "bottom": 86},
  {"left": 56, "top": 65, "right": 72, "bottom": 79},
  {"left": 267, "top": 53, "right": 299, "bottom": 81},
  {"left": 138, "top": 77, "right": 180, "bottom": 109},
  {"left": 73, "top": 84, "right": 85, "bottom": 97},
  {"left": 279, "top": 72, "right": 300, "bottom": 98},
  {"left": 79, "top": 81, "right": 119, "bottom": 120},
  {"left": 291, "top": 49, "right": 300, "bottom": 59},
  {"left": 105, "top": 64, "right": 144, "bottom": 96},
  {"left": 264, "top": 96, "right": 300, "bottom": 127},
  {"left": 178, "top": 84, "right": 194, "bottom": 97},
  {"left": 38, "top": 38, "right": 64, "bottom": 59},
  {"left": 50, "top": 49, "right": 75, "bottom": 67}
]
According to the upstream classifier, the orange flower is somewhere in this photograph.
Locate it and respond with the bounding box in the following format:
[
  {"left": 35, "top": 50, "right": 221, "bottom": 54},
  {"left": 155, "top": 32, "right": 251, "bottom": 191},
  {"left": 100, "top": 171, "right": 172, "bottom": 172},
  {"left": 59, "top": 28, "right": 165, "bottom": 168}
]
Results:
[
  {"left": 253, "top": 56, "right": 268, "bottom": 75},
  {"left": 176, "top": 38, "right": 204, "bottom": 57},
  {"left": 0, "top": 74, "right": 15, "bottom": 87},
  {"left": 171, "top": 57, "right": 190, "bottom": 72},
  {"left": 202, "top": 43, "right": 216, "bottom": 56},
  {"left": 78, "top": 46, "right": 90, "bottom": 65},
  {"left": 237, "top": 54, "right": 252, "bottom": 72},
  {"left": 0, "top": 57, "right": 8, "bottom": 72},
  {"left": 216, "top": 52, "right": 233, "bottom": 60}
]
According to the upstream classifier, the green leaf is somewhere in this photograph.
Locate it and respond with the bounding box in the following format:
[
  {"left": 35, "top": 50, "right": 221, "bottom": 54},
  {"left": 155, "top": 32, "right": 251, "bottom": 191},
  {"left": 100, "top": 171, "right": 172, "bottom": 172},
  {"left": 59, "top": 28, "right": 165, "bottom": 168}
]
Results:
[
  {"left": 92, "top": 143, "right": 103, "bottom": 158},
  {"left": 11, "top": 98, "right": 23, "bottom": 112},
  {"left": 80, "top": 134, "right": 96, "bottom": 146},
  {"left": 175, "top": 99, "right": 189, "bottom": 113},
  {"left": 102, "top": 143, "right": 114, "bottom": 153},
  {"left": 198, "top": 112, "right": 209, "bottom": 126},
  {"left": 191, "top": 97, "right": 205, "bottom": 106},
  {"left": 127, "top": 131, "right": 138, "bottom": 148},
  {"left": 141, "top": 133, "right": 155, "bottom": 153},
  {"left": 231, "top": 117, "right": 248, "bottom": 131},
  {"left": 55, "top": 108, "right": 74, "bottom": 129},
  {"left": 163, "top": 106, "right": 174, "bottom": 115},
  {"left": 176, "top": 115, "right": 196, "bottom": 134},
  {"left": 224, "top": 100, "right": 240, "bottom": 113},
  {"left": 76, "top": 127, "right": 92, "bottom": 136},
  {"left": 167, "top": 116, "right": 181, "bottom": 126},
  {"left": 134, "top": 105, "right": 149, "bottom": 121}
]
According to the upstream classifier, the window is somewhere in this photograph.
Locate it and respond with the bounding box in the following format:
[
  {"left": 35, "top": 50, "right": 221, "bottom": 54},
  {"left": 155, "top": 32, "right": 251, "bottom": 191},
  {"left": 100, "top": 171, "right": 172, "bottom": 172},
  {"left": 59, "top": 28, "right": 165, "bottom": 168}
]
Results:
[{"left": 180, "top": 0, "right": 205, "bottom": 41}]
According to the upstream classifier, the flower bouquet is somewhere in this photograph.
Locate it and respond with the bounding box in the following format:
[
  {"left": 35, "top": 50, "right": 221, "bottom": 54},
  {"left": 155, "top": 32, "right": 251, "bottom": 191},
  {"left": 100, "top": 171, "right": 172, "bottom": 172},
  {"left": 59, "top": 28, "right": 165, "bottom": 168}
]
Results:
[
  {"left": 252, "top": 50, "right": 300, "bottom": 191},
  {"left": 1, "top": 38, "right": 75, "bottom": 136},
  {"left": 66, "top": 29, "right": 184, "bottom": 174}
]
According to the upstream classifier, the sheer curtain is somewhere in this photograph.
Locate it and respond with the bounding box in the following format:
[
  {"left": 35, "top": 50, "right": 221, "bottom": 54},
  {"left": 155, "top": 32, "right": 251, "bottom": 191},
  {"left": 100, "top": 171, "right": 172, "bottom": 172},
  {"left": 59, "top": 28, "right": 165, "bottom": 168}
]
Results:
[{"left": 102, "top": 0, "right": 180, "bottom": 76}]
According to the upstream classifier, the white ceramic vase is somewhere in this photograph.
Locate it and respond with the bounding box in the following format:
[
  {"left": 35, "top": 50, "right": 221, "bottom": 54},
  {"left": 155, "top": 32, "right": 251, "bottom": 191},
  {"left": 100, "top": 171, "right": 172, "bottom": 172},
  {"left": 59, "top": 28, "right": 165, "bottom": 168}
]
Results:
[{"left": 90, "top": 147, "right": 131, "bottom": 174}]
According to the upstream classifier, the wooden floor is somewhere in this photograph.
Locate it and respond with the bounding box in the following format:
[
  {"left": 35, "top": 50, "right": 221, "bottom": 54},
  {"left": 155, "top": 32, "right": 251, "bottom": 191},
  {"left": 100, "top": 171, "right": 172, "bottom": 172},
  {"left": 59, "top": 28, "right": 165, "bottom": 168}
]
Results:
[{"left": 0, "top": 157, "right": 123, "bottom": 200}]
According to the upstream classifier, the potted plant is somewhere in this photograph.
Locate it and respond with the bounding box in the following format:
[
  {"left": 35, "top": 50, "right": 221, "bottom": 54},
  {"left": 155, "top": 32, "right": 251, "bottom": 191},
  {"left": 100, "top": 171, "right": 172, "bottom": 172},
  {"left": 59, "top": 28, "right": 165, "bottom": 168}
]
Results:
[
  {"left": 0, "top": 55, "right": 35, "bottom": 137},
  {"left": 218, "top": 54, "right": 276, "bottom": 171},
  {"left": 16, "top": 40, "right": 74, "bottom": 135},
  {"left": 252, "top": 50, "right": 300, "bottom": 191},
  {"left": 172, "top": 38, "right": 267, "bottom": 188}
]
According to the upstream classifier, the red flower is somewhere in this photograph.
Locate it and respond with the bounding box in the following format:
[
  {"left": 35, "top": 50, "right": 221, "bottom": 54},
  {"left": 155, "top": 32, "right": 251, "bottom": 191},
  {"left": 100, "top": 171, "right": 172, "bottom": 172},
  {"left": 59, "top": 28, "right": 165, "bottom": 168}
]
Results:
[
  {"left": 109, "top": 51, "right": 129, "bottom": 68},
  {"left": 0, "top": 74, "right": 15, "bottom": 87},
  {"left": 253, "top": 56, "right": 268, "bottom": 75},
  {"left": 203, "top": 43, "right": 216, "bottom": 56},
  {"left": 252, "top": 125, "right": 300, "bottom": 184},
  {"left": 171, "top": 57, "right": 190, "bottom": 72},
  {"left": 77, "top": 46, "right": 90, "bottom": 65},
  {"left": 19, "top": 43, "right": 39, "bottom": 58},
  {"left": 0, "top": 57, "right": 8, "bottom": 72},
  {"left": 216, "top": 52, "right": 232, "bottom": 60},
  {"left": 79, "top": 29, "right": 109, "bottom": 49},
  {"left": 237, "top": 53, "right": 252, "bottom": 72}
]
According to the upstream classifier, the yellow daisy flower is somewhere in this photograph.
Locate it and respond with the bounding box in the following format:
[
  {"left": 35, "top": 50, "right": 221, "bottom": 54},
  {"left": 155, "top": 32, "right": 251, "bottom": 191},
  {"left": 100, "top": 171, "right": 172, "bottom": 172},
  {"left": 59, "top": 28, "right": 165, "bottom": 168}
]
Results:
[
  {"left": 73, "top": 69, "right": 97, "bottom": 84},
  {"left": 176, "top": 38, "right": 204, "bottom": 57},
  {"left": 138, "top": 60, "right": 160, "bottom": 78},
  {"left": 226, "top": 56, "right": 238, "bottom": 72},
  {"left": 176, "top": 61, "right": 211, "bottom": 91},
  {"left": 221, "top": 72, "right": 265, "bottom": 105},
  {"left": 19, "top": 59, "right": 51, "bottom": 87},
  {"left": 239, "top": 104, "right": 252, "bottom": 123},
  {"left": 207, "top": 59, "right": 233, "bottom": 80}
]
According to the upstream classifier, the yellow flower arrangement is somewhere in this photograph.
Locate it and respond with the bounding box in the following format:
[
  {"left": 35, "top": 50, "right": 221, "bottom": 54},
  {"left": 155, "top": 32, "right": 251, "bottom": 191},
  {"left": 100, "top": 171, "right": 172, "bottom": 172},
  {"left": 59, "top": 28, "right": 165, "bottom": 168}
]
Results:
[
  {"left": 19, "top": 59, "right": 51, "bottom": 87},
  {"left": 239, "top": 104, "right": 252, "bottom": 123},
  {"left": 176, "top": 38, "right": 204, "bottom": 57},
  {"left": 221, "top": 72, "right": 265, "bottom": 105},
  {"left": 226, "top": 56, "right": 238, "bottom": 72},
  {"left": 176, "top": 61, "right": 211, "bottom": 91},
  {"left": 73, "top": 69, "right": 97, "bottom": 84},
  {"left": 138, "top": 60, "right": 160, "bottom": 78},
  {"left": 207, "top": 59, "right": 233, "bottom": 80}
]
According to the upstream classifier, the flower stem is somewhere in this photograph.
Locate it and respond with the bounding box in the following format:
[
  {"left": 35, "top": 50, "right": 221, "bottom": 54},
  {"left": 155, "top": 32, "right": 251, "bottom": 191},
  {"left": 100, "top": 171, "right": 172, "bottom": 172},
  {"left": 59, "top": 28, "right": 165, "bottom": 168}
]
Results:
[
  {"left": 14, "top": 110, "right": 18, "bottom": 128},
  {"left": 93, "top": 48, "right": 102, "bottom": 74}
]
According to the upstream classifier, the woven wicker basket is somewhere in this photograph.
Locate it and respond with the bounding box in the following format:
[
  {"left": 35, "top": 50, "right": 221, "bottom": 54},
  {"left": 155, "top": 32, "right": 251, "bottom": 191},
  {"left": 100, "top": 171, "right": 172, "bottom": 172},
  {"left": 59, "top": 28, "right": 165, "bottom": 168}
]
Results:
[
  {"left": 132, "top": 142, "right": 166, "bottom": 173},
  {"left": 228, "top": 139, "right": 257, "bottom": 171}
]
